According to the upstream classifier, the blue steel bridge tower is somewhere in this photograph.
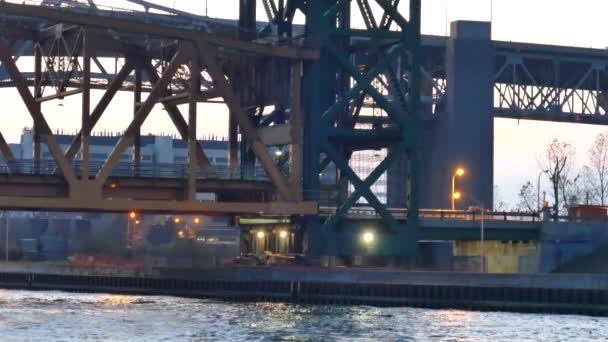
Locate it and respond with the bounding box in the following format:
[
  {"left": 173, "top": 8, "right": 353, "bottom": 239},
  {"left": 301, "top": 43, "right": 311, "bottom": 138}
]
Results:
[{"left": 240, "top": 0, "right": 422, "bottom": 258}]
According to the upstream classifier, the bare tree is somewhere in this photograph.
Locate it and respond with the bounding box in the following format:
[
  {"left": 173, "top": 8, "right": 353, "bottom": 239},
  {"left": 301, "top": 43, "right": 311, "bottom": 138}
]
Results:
[
  {"left": 493, "top": 184, "right": 507, "bottom": 211},
  {"left": 537, "top": 139, "right": 578, "bottom": 217},
  {"left": 580, "top": 166, "right": 596, "bottom": 205},
  {"left": 559, "top": 171, "right": 582, "bottom": 211},
  {"left": 517, "top": 181, "right": 536, "bottom": 212},
  {"left": 586, "top": 132, "right": 608, "bottom": 205}
]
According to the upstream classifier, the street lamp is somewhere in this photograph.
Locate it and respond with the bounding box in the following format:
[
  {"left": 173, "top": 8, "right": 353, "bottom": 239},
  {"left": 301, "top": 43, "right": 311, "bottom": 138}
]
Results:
[
  {"left": 362, "top": 231, "right": 375, "bottom": 244},
  {"left": 537, "top": 170, "right": 548, "bottom": 212},
  {"left": 127, "top": 211, "right": 137, "bottom": 247},
  {"left": 479, "top": 206, "right": 485, "bottom": 273},
  {"left": 452, "top": 168, "right": 465, "bottom": 210},
  {"left": 4, "top": 212, "right": 8, "bottom": 262}
]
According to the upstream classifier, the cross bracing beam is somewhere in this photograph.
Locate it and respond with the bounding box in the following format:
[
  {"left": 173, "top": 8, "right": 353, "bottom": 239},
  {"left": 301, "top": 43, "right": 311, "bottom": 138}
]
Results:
[
  {"left": 0, "top": 1, "right": 318, "bottom": 219},
  {"left": 95, "top": 46, "right": 188, "bottom": 187},
  {"left": 0, "top": 37, "right": 77, "bottom": 186},
  {"left": 302, "top": 0, "right": 421, "bottom": 258}
]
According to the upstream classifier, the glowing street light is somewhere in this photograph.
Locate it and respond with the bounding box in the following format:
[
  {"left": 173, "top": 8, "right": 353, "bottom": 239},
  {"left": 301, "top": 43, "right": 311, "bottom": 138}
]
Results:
[
  {"left": 193, "top": 217, "right": 200, "bottom": 224},
  {"left": 451, "top": 168, "right": 465, "bottom": 210},
  {"left": 256, "top": 231, "right": 265, "bottom": 239},
  {"left": 174, "top": 217, "right": 181, "bottom": 224},
  {"left": 127, "top": 211, "right": 137, "bottom": 248},
  {"left": 279, "top": 230, "right": 288, "bottom": 239},
  {"left": 275, "top": 150, "right": 283, "bottom": 157},
  {"left": 362, "top": 231, "right": 375, "bottom": 244}
]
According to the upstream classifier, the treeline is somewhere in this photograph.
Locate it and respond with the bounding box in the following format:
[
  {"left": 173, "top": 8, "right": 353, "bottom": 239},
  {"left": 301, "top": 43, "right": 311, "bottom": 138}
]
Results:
[{"left": 517, "top": 132, "right": 608, "bottom": 215}]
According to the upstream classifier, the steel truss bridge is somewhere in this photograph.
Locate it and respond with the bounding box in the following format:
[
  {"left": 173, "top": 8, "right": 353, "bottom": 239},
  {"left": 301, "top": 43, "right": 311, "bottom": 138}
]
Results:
[
  {"left": 0, "top": 0, "right": 597, "bottom": 257},
  {"left": 416, "top": 37, "right": 608, "bottom": 124}
]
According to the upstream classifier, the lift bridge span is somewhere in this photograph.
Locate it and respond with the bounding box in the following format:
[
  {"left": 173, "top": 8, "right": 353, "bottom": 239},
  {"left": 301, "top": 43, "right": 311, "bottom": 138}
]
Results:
[{"left": 0, "top": 0, "right": 597, "bottom": 256}]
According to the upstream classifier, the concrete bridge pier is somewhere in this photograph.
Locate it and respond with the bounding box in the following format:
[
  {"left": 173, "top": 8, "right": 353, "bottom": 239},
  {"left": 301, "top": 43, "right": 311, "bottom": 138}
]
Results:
[
  {"left": 388, "top": 21, "right": 495, "bottom": 210},
  {"left": 421, "top": 21, "right": 495, "bottom": 209}
]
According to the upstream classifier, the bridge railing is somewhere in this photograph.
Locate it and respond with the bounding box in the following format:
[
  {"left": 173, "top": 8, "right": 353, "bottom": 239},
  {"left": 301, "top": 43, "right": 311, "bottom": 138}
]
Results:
[
  {"left": 318, "top": 206, "right": 542, "bottom": 223},
  {"left": 0, "top": 159, "right": 271, "bottom": 182}
]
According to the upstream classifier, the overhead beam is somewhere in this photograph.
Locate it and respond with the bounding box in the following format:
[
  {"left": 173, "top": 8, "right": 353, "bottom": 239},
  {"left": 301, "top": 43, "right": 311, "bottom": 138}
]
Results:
[
  {"left": 0, "top": 2, "right": 319, "bottom": 60},
  {"left": 35, "top": 88, "right": 83, "bottom": 102},
  {"left": 0, "top": 196, "right": 318, "bottom": 216}
]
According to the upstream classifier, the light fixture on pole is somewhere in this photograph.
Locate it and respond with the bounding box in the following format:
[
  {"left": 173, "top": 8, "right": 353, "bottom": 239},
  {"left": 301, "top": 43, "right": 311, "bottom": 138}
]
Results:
[
  {"left": 5, "top": 212, "right": 8, "bottom": 262},
  {"left": 451, "top": 168, "right": 465, "bottom": 210},
  {"left": 127, "top": 211, "right": 137, "bottom": 247},
  {"left": 537, "top": 170, "right": 548, "bottom": 212}
]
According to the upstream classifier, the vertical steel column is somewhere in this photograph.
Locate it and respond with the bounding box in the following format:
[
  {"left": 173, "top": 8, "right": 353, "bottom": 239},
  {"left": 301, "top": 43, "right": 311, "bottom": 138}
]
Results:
[
  {"left": 187, "top": 55, "right": 200, "bottom": 201},
  {"left": 302, "top": 0, "right": 335, "bottom": 257},
  {"left": 231, "top": 0, "right": 257, "bottom": 173},
  {"left": 133, "top": 65, "right": 142, "bottom": 176},
  {"left": 81, "top": 28, "right": 91, "bottom": 179},
  {"left": 33, "top": 43, "right": 42, "bottom": 173},
  {"left": 228, "top": 114, "right": 239, "bottom": 172},
  {"left": 404, "top": 0, "right": 422, "bottom": 256},
  {"left": 239, "top": 0, "right": 256, "bottom": 41},
  {"left": 289, "top": 61, "right": 303, "bottom": 201}
]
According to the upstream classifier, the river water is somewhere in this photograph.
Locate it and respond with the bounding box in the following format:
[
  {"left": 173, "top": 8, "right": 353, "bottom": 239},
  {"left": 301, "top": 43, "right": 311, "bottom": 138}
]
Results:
[{"left": 0, "top": 290, "right": 606, "bottom": 341}]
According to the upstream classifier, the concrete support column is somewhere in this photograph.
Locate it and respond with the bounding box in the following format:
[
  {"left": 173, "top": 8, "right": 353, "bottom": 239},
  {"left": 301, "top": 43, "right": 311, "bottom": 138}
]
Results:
[{"left": 426, "top": 21, "right": 494, "bottom": 209}]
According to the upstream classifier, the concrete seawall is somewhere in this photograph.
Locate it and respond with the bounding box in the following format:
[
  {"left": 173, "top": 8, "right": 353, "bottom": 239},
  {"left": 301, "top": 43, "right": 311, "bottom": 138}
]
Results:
[{"left": 0, "top": 267, "right": 607, "bottom": 316}]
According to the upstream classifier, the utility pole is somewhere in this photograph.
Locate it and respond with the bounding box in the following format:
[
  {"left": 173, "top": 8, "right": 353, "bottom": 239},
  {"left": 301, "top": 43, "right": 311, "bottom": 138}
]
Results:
[
  {"left": 5, "top": 212, "right": 8, "bottom": 262},
  {"left": 480, "top": 207, "right": 485, "bottom": 273}
]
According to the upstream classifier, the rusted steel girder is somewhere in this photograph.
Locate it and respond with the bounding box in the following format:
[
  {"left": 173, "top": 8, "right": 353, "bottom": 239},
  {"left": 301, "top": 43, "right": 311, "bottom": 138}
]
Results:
[
  {"left": 63, "top": 61, "right": 134, "bottom": 162},
  {"left": 0, "top": 37, "right": 77, "bottom": 186},
  {"left": 141, "top": 62, "right": 213, "bottom": 172},
  {"left": 0, "top": 2, "right": 318, "bottom": 60},
  {"left": 197, "top": 39, "right": 293, "bottom": 201},
  {"left": 0, "top": 195, "right": 317, "bottom": 216},
  {"left": 94, "top": 47, "right": 188, "bottom": 187},
  {"left": 0, "top": 132, "right": 18, "bottom": 174}
]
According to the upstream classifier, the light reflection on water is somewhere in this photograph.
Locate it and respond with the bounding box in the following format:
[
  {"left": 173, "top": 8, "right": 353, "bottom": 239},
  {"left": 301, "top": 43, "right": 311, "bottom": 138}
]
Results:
[{"left": 0, "top": 289, "right": 606, "bottom": 341}]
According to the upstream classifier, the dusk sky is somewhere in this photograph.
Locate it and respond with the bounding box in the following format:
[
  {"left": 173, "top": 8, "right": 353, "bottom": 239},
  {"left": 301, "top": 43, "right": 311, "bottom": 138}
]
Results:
[{"left": 3, "top": 0, "right": 608, "bottom": 207}]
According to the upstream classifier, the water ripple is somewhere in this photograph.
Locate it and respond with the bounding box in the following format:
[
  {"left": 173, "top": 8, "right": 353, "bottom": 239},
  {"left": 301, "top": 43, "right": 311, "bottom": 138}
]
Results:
[{"left": 0, "top": 290, "right": 605, "bottom": 341}]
